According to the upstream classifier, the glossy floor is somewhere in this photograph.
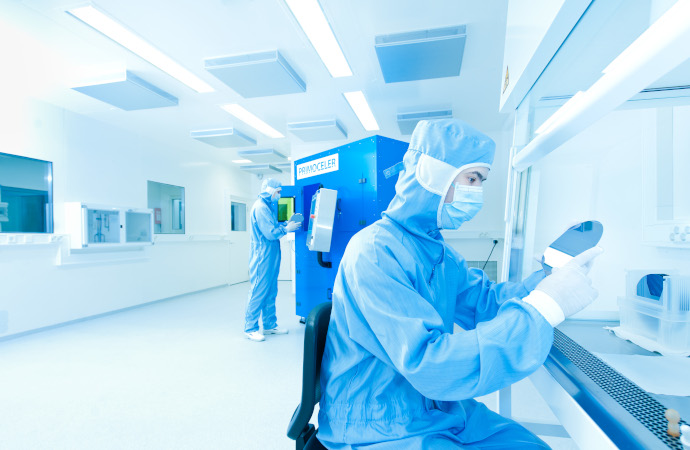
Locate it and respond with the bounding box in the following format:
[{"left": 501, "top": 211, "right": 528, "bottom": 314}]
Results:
[{"left": 0, "top": 282, "right": 576, "bottom": 449}]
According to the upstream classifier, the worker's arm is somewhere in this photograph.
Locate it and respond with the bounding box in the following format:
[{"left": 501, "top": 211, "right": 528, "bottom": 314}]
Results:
[
  {"left": 254, "top": 203, "right": 286, "bottom": 240},
  {"left": 454, "top": 265, "right": 545, "bottom": 329},
  {"left": 339, "top": 234, "right": 553, "bottom": 402}
]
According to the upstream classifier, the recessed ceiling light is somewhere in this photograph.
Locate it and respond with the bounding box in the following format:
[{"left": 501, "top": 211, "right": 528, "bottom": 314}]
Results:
[
  {"left": 284, "top": 0, "right": 352, "bottom": 78},
  {"left": 343, "top": 91, "right": 379, "bottom": 131},
  {"left": 66, "top": 5, "right": 214, "bottom": 93},
  {"left": 232, "top": 159, "right": 253, "bottom": 164},
  {"left": 220, "top": 104, "right": 284, "bottom": 138}
]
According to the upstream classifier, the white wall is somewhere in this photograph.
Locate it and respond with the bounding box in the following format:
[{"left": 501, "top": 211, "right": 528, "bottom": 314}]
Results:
[
  {"left": 0, "top": 98, "right": 255, "bottom": 338},
  {"left": 526, "top": 107, "right": 690, "bottom": 317}
]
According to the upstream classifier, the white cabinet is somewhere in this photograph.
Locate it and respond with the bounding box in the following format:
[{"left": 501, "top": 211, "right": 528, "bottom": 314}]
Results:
[{"left": 65, "top": 203, "right": 154, "bottom": 249}]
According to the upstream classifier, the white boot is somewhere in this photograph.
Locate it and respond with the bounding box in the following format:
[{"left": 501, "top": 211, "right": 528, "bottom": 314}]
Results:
[
  {"left": 263, "top": 326, "right": 289, "bottom": 335},
  {"left": 245, "top": 331, "right": 266, "bottom": 342}
]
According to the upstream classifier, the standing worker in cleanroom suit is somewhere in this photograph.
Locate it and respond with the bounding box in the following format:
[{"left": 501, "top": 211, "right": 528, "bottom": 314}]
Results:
[
  {"left": 317, "top": 119, "right": 602, "bottom": 448},
  {"left": 244, "top": 178, "right": 300, "bottom": 342}
]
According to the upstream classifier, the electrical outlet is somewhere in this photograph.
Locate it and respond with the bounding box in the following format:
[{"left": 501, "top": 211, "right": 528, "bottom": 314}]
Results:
[{"left": 0, "top": 310, "right": 8, "bottom": 334}]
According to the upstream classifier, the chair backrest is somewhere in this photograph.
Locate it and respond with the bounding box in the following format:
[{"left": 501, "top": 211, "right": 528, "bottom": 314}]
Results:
[{"left": 287, "top": 301, "right": 332, "bottom": 441}]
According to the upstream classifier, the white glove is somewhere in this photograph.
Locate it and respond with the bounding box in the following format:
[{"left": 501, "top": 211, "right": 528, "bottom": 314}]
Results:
[
  {"left": 285, "top": 221, "right": 301, "bottom": 232},
  {"left": 534, "top": 247, "right": 603, "bottom": 318}
]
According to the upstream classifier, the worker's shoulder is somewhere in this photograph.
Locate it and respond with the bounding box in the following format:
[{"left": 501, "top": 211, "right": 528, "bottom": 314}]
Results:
[
  {"left": 250, "top": 198, "right": 268, "bottom": 213},
  {"left": 343, "top": 219, "right": 411, "bottom": 263}
]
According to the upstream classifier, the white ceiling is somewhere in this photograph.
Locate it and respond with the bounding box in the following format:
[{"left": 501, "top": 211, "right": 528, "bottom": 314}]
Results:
[{"left": 2, "top": 0, "right": 510, "bottom": 165}]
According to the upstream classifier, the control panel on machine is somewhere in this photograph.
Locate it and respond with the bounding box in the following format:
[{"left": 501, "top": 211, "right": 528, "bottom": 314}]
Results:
[{"left": 306, "top": 188, "right": 338, "bottom": 252}]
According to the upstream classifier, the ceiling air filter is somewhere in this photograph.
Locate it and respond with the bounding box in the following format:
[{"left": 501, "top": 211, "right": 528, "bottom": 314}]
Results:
[
  {"left": 272, "top": 162, "right": 292, "bottom": 172},
  {"left": 375, "top": 26, "right": 466, "bottom": 83},
  {"left": 236, "top": 148, "right": 287, "bottom": 163},
  {"left": 397, "top": 109, "right": 453, "bottom": 135},
  {"left": 204, "top": 50, "right": 306, "bottom": 98},
  {"left": 240, "top": 163, "right": 283, "bottom": 175},
  {"left": 72, "top": 71, "right": 178, "bottom": 110},
  {"left": 190, "top": 128, "right": 256, "bottom": 148},
  {"left": 287, "top": 119, "right": 347, "bottom": 142}
]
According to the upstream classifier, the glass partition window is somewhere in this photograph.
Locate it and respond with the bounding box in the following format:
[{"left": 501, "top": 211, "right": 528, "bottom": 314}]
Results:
[
  {"left": 147, "top": 181, "right": 185, "bottom": 234},
  {"left": 231, "top": 201, "right": 247, "bottom": 232},
  {"left": 126, "top": 211, "right": 153, "bottom": 243},
  {"left": 0, "top": 153, "right": 53, "bottom": 233},
  {"left": 87, "top": 209, "right": 120, "bottom": 244},
  {"left": 508, "top": 2, "right": 690, "bottom": 315}
]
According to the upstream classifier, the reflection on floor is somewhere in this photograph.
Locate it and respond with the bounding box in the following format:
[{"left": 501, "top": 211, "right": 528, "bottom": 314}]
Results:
[{"left": 0, "top": 282, "right": 576, "bottom": 449}]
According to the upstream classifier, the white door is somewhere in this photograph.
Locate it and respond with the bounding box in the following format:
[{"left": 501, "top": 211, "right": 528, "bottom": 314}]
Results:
[{"left": 227, "top": 194, "right": 252, "bottom": 285}]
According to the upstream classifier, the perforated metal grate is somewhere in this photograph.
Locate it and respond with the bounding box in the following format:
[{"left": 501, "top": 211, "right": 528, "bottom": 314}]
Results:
[
  {"left": 553, "top": 329, "right": 686, "bottom": 449},
  {"left": 467, "top": 261, "right": 498, "bottom": 282}
]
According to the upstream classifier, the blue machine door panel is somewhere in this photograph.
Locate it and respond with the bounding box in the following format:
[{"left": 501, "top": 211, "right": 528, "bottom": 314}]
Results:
[
  {"left": 359, "top": 147, "right": 379, "bottom": 228},
  {"left": 292, "top": 136, "right": 409, "bottom": 319},
  {"left": 300, "top": 183, "right": 321, "bottom": 232}
]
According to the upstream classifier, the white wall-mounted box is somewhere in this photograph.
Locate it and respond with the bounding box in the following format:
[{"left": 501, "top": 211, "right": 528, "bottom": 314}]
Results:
[
  {"left": 306, "top": 188, "right": 337, "bottom": 253},
  {"left": 65, "top": 202, "right": 154, "bottom": 249}
]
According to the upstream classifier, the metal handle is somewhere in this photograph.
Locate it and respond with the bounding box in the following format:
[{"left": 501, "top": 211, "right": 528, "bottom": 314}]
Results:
[{"left": 317, "top": 251, "right": 332, "bottom": 268}]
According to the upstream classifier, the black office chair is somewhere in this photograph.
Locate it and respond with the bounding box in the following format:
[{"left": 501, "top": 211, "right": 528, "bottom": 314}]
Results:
[{"left": 287, "top": 301, "right": 332, "bottom": 450}]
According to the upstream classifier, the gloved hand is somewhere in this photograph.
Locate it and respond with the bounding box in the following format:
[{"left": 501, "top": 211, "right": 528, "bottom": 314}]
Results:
[
  {"left": 285, "top": 221, "right": 301, "bottom": 232},
  {"left": 534, "top": 247, "right": 603, "bottom": 318}
]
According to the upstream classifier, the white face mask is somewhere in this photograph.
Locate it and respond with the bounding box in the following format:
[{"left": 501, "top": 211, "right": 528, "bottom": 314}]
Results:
[
  {"left": 265, "top": 186, "right": 280, "bottom": 201},
  {"left": 440, "top": 184, "right": 483, "bottom": 229}
]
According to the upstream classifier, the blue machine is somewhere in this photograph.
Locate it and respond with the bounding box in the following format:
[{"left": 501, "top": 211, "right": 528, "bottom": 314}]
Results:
[{"left": 287, "top": 135, "right": 408, "bottom": 319}]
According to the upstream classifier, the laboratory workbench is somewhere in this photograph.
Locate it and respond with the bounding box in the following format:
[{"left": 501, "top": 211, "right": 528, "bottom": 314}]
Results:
[{"left": 535, "top": 320, "right": 689, "bottom": 450}]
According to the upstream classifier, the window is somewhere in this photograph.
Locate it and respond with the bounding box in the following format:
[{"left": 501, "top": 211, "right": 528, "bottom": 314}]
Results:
[
  {"left": 231, "top": 201, "right": 247, "bottom": 231},
  {"left": 0, "top": 153, "right": 53, "bottom": 233},
  {"left": 147, "top": 181, "right": 185, "bottom": 234}
]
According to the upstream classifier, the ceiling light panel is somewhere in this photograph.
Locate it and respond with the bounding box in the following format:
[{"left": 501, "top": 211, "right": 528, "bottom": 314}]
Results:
[
  {"left": 397, "top": 109, "right": 453, "bottom": 135},
  {"left": 287, "top": 118, "right": 347, "bottom": 142},
  {"left": 221, "top": 104, "right": 284, "bottom": 138},
  {"left": 72, "top": 71, "right": 178, "bottom": 110},
  {"left": 190, "top": 128, "right": 257, "bottom": 148},
  {"left": 284, "top": 0, "right": 352, "bottom": 78},
  {"left": 375, "top": 26, "right": 466, "bottom": 83},
  {"left": 205, "top": 50, "right": 305, "bottom": 98},
  {"left": 67, "top": 5, "right": 214, "bottom": 93},
  {"left": 343, "top": 91, "right": 379, "bottom": 131},
  {"left": 237, "top": 148, "right": 287, "bottom": 163}
]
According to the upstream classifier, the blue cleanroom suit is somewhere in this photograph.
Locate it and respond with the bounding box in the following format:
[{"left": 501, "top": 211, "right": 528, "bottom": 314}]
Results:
[
  {"left": 244, "top": 179, "right": 286, "bottom": 333},
  {"left": 318, "top": 119, "right": 553, "bottom": 449}
]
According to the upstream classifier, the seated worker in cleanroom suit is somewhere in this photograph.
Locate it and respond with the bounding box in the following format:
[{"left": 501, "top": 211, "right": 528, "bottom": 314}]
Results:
[
  {"left": 244, "top": 178, "right": 300, "bottom": 342},
  {"left": 317, "top": 119, "right": 602, "bottom": 449}
]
